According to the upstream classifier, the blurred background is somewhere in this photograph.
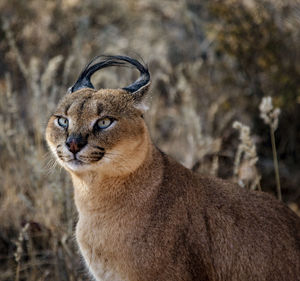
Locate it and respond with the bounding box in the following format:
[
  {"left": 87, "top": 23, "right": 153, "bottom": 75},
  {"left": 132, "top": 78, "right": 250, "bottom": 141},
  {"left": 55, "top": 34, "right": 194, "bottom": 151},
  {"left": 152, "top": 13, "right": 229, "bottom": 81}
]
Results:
[{"left": 0, "top": 0, "right": 300, "bottom": 280}]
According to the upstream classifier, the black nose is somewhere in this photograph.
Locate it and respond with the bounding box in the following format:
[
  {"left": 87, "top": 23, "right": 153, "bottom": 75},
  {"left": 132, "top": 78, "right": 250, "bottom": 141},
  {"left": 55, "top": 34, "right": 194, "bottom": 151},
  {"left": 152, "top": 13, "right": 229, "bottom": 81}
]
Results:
[{"left": 66, "top": 134, "right": 87, "bottom": 154}]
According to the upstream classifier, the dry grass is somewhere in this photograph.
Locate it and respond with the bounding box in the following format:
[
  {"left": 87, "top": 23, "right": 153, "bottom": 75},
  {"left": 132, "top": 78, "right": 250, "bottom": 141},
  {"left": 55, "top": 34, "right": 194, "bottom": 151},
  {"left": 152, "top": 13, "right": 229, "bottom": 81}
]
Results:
[{"left": 0, "top": 0, "right": 300, "bottom": 280}]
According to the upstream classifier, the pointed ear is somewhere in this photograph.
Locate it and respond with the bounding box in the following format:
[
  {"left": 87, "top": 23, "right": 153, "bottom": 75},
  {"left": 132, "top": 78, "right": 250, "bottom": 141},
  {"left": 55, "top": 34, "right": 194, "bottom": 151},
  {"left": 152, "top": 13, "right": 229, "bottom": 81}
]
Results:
[
  {"left": 132, "top": 81, "right": 151, "bottom": 112},
  {"left": 132, "top": 81, "right": 151, "bottom": 101}
]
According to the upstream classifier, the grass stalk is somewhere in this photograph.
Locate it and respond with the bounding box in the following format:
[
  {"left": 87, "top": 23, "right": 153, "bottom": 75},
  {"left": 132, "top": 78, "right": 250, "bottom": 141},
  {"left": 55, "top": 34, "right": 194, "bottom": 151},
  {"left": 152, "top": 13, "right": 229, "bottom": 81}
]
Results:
[
  {"left": 257, "top": 181, "right": 262, "bottom": 192},
  {"left": 270, "top": 126, "right": 282, "bottom": 201},
  {"left": 15, "top": 263, "right": 20, "bottom": 281}
]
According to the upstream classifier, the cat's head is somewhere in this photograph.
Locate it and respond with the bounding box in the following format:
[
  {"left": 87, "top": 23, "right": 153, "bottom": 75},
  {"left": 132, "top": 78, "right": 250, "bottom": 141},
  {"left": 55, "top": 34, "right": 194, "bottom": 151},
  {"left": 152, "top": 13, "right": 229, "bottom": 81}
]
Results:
[{"left": 45, "top": 56, "right": 151, "bottom": 177}]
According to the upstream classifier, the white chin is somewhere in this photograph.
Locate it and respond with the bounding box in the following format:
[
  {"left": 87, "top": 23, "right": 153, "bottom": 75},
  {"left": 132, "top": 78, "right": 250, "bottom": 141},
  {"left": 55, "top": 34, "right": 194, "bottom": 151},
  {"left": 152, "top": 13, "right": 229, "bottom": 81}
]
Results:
[{"left": 65, "top": 160, "right": 91, "bottom": 172}]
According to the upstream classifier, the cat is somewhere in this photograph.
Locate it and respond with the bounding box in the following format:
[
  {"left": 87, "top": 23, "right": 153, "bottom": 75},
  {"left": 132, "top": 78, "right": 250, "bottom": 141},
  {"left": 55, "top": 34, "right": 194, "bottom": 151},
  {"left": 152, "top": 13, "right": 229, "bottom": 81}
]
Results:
[{"left": 46, "top": 55, "right": 300, "bottom": 281}]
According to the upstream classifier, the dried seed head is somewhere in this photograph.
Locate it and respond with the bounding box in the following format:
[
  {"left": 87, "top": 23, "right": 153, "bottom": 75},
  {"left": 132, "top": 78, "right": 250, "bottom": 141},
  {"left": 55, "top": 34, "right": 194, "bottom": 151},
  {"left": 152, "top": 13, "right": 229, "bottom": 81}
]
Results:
[
  {"left": 233, "top": 121, "right": 260, "bottom": 190},
  {"left": 259, "top": 96, "right": 281, "bottom": 131}
]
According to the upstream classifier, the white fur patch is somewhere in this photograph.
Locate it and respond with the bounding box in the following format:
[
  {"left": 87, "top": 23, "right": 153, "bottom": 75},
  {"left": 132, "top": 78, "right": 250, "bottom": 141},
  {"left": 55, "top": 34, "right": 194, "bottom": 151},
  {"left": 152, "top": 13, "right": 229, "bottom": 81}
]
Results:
[{"left": 134, "top": 102, "right": 149, "bottom": 112}]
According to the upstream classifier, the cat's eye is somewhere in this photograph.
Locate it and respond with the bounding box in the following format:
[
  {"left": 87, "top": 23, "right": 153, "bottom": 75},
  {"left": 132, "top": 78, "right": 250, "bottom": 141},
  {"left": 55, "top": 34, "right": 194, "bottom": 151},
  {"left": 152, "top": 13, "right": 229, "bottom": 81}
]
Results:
[
  {"left": 57, "top": 117, "right": 69, "bottom": 128},
  {"left": 96, "top": 117, "right": 114, "bottom": 130}
]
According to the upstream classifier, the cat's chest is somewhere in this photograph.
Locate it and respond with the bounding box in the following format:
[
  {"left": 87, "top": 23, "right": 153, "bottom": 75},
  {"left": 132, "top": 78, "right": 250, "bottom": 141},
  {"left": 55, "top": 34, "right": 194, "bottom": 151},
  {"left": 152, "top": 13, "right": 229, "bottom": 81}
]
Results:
[{"left": 76, "top": 216, "right": 131, "bottom": 281}]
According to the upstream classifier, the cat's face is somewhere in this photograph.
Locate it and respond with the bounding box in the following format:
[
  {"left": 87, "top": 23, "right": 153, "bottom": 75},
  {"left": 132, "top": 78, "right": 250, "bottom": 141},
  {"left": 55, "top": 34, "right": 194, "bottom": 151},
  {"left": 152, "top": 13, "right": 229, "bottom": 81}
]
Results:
[{"left": 46, "top": 88, "right": 148, "bottom": 176}]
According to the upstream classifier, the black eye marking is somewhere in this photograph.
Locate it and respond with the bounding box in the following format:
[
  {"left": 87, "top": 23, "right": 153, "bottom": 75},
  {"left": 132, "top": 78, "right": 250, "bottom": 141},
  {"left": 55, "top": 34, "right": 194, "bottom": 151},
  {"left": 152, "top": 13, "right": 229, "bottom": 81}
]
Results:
[
  {"left": 79, "top": 100, "right": 86, "bottom": 112},
  {"left": 79, "top": 96, "right": 92, "bottom": 112},
  {"left": 97, "top": 103, "right": 103, "bottom": 116},
  {"left": 64, "top": 103, "right": 73, "bottom": 115}
]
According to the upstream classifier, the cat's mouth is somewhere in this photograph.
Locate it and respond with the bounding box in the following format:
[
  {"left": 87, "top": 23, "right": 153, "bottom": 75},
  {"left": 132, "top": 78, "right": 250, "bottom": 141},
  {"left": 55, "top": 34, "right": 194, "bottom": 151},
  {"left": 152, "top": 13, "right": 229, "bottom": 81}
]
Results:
[
  {"left": 61, "top": 153, "right": 104, "bottom": 172},
  {"left": 55, "top": 144, "right": 105, "bottom": 171},
  {"left": 67, "top": 159, "right": 85, "bottom": 165},
  {"left": 67, "top": 153, "right": 105, "bottom": 164},
  {"left": 60, "top": 153, "right": 105, "bottom": 171}
]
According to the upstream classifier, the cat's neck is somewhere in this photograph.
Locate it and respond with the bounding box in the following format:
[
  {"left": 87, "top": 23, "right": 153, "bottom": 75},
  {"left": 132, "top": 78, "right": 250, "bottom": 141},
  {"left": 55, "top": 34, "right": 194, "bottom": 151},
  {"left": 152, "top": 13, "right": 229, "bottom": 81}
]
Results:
[{"left": 70, "top": 142, "right": 163, "bottom": 215}]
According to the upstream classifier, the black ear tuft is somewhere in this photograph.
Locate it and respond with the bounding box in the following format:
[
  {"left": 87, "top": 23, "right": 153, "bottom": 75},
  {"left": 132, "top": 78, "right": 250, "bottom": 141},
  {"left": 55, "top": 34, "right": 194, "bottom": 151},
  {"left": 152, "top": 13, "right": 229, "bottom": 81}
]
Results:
[
  {"left": 70, "top": 56, "right": 126, "bottom": 92},
  {"left": 70, "top": 55, "right": 150, "bottom": 98}
]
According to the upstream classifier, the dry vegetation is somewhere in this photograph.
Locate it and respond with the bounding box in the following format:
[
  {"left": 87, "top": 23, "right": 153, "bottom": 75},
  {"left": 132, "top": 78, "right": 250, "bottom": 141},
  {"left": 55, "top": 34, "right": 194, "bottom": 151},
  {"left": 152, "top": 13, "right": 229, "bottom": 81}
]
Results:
[{"left": 0, "top": 0, "right": 300, "bottom": 280}]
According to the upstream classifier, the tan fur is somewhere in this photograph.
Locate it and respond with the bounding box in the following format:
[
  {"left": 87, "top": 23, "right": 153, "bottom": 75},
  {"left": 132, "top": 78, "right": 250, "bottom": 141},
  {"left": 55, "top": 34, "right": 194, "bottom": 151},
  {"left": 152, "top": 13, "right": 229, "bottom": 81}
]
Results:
[{"left": 46, "top": 87, "right": 300, "bottom": 281}]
